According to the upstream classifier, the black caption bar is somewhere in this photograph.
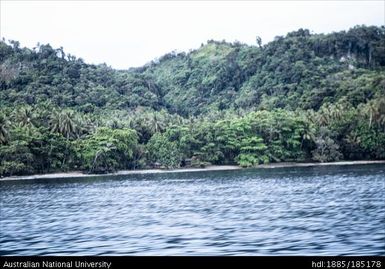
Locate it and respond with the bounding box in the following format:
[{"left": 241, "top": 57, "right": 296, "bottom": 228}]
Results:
[{"left": 0, "top": 256, "right": 384, "bottom": 269}]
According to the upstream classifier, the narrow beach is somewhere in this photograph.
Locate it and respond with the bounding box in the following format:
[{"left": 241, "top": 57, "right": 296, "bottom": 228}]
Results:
[{"left": 1, "top": 160, "right": 384, "bottom": 181}]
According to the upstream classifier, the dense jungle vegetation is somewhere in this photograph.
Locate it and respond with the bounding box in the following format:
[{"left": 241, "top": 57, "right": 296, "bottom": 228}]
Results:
[{"left": 0, "top": 25, "right": 384, "bottom": 176}]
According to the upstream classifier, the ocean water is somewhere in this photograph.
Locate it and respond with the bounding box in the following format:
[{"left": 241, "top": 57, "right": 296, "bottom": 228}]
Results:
[{"left": 1, "top": 164, "right": 384, "bottom": 255}]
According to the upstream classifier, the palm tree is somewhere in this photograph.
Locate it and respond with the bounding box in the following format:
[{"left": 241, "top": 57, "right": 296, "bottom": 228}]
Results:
[
  {"left": 318, "top": 103, "right": 346, "bottom": 126},
  {"left": 365, "top": 98, "right": 385, "bottom": 130},
  {"left": 49, "top": 110, "right": 80, "bottom": 139},
  {"left": 330, "top": 103, "right": 344, "bottom": 122},
  {"left": 300, "top": 121, "right": 316, "bottom": 149},
  {"left": 108, "top": 119, "right": 121, "bottom": 129},
  {"left": 0, "top": 113, "right": 10, "bottom": 144},
  {"left": 366, "top": 101, "right": 377, "bottom": 129},
  {"left": 305, "top": 109, "right": 318, "bottom": 125},
  {"left": 16, "top": 106, "right": 35, "bottom": 128},
  {"left": 319, "top": 105, "right": 332, "bottom": 126},
  {"left": 148, "top": 112, "right": 165, "bottom": 134},
  {"left": 62, "top": 111, "right": 79, "bottom": 139},
  {"left": 374, "top": 98, "right": 385, "bottom": 128},
  {"left": 49, "top": 110, "right": 82, "bottom": 168},
  {"left": 49, "top": 111, "right": 61, "bottom": 134}
]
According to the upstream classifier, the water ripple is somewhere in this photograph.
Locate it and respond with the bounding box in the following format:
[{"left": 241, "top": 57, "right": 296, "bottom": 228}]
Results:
[{"left": 1, "top": 164, "right": 384, "bottom": 255}]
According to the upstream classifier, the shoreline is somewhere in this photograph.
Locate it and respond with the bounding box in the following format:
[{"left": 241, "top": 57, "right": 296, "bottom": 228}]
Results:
[{"left": 1, "top": 160, "right": 384, "bottom": 181}]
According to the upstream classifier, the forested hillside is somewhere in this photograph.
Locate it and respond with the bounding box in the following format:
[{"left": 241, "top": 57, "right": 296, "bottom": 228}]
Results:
[{"left": 1, "top": 25, "right": 384, "bottom": 176}]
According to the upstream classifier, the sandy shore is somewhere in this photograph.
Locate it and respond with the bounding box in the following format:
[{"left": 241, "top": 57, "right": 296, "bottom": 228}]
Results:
[
  {"left": 0, "top": 165, "right": 241, "bottom": 181},
  {"left": 252, "top": 160, "right": 385, "bottom": 169},
  {"left": 1, "top": 160, "right": 384, "bottom": 181}
]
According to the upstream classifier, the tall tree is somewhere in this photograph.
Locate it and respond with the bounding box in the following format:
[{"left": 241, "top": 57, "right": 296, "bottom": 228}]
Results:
[
  {"left": 49, "top": 110, "right": 81, "bottom": 139},
  {"left": 0, "top": 113, "right": 10, "bottom": 144}
]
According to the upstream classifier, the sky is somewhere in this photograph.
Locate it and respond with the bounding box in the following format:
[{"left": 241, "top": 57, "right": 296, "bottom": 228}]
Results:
[{"left": 1, "top": 1, "right": 384, "bottom": 69}]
